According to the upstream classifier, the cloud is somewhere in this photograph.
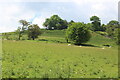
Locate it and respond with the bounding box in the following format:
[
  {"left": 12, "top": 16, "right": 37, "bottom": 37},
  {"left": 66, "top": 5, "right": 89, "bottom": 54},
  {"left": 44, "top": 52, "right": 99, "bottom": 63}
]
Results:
[
  {"left": 72, "top": 0, "right": 119, "bottom": 23},
  {"left": 32, "top": 16, "right": 45, "bottom": 28},
  {"left": 0, "top": 3, "right": 36, "bottom": 33},
  {"left": 0, "top": 0, "right": 119, "bottom": 33}
]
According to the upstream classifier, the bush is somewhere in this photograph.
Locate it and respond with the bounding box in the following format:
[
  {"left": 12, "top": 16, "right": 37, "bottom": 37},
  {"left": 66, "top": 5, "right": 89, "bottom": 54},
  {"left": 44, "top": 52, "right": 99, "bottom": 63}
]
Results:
[{"left": 66, "top": 22, "right": 91, "bottom": 45}]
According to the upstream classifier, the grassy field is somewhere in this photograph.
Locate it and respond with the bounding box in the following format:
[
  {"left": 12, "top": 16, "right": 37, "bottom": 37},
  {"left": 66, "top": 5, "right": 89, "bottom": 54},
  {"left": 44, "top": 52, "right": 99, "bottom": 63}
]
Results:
[{"left": 2, "top": 30, "right": 118, "bottom": 78}]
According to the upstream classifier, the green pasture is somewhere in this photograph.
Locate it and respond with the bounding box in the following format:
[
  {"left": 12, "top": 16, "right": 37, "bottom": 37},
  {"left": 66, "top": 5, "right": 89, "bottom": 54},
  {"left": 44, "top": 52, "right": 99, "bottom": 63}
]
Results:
[
  {"left": 2, "top": 40, "right": 118, "bottom": 78},
  {"left": 1, "top": 30, "right": 118, "bottom": 78}
]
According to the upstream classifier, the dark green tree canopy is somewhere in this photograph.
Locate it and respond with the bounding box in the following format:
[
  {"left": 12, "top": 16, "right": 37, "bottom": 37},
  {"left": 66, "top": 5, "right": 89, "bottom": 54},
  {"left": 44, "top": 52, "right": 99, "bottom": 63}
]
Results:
[
  {"left": 66, "top": 22, "right": 91, "bottom": 45},
  {"left": 28, "top": 24, "right": 41, "bottom": 40},
  {"left": 106, "top": 20, "right": 120, "bottom": 38},
  {"left": 90, "top": 16, "right": 100, "bottom": 22},
  {"left": 107, "top": 20, "right": 119, "bottom": 26},
  {"left": 43, "top": 15, "right": 68, "bottom": 30},
  {"left": 90, "top": 16, "right": 102, "bottom": 31}
]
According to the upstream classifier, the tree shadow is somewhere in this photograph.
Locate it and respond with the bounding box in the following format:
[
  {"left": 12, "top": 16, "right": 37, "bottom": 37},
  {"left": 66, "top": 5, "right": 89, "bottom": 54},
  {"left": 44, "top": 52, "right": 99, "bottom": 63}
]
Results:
[
  {"left": 80, "top": 43, "right": 100, "bottom": 48},
  {"left": 38, "top": 39, "right": 48, "bottom": 41},
  {"left": 38, "top": 39, "right": 66, "bottom": 43}
]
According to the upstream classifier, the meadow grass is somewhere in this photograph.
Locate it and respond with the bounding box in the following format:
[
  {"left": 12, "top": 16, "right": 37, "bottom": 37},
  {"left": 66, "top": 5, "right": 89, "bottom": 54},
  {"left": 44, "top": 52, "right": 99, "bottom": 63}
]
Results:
[
  {"left": 2, "top": 30, "right": 118, "bottom": 78},
  {"left": 2, "top": 40, "right": 118, "bottom": 78}
]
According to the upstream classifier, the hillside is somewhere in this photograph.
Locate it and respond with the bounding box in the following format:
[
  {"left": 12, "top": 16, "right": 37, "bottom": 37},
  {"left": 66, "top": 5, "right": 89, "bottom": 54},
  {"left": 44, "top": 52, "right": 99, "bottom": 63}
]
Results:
[
  {"left": 40, "top": 30, "right": 117, "bottom": 48},
  {"left": 2, "top": 30, "right": 118, "bottom": 78},
  {"left": 2, "top": 30, "right": 117, "bottom": 48}
]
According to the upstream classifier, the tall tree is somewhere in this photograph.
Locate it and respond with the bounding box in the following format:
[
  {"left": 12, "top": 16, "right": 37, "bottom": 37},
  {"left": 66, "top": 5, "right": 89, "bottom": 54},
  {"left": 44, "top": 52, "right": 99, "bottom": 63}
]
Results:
[
  {"left": 43, "top": 15, "right": 68, "bottom": 30},
  {"left": 16, "top": 20, "right": 30, "bottom": 40},
  {"left": 90, "top": 16, "right": 101, "bottom": 31},
  {"left": 28, "top": 24, "right": 41, "bottom": 40}
]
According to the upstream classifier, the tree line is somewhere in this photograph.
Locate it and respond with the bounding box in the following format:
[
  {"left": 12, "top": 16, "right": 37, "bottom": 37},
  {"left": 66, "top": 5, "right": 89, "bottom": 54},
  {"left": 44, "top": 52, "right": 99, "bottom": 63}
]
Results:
[{"left": 3, "top": 15, "right": 120, "bottom": 45}]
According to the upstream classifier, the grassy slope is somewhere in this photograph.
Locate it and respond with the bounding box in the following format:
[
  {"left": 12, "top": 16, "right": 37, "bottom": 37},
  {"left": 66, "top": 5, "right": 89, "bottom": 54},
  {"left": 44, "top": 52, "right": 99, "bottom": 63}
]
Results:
[
  {"left": 39, "top": 30, "right": 117, "bottom": 47},
  {"left": 2, "top": 30, "right": 118, "bottom": 78}
]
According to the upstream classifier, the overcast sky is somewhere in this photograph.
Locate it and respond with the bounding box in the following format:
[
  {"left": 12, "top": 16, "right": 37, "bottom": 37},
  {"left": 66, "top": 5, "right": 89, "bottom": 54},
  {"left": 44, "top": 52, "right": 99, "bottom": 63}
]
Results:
[{"left": 0, "top": 0, "right": 119, "bottom": 33}]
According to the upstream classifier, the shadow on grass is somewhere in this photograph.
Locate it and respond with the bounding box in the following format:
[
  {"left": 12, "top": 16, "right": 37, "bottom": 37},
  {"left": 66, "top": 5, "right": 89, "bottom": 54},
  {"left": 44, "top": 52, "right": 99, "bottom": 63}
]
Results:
[
  {"left": 38, "top": 39, "right": 99, "bottom": 48},
  {"left": 38, "top": 39, "right": 48, "bottom": 41},
  {"left": 38, "top": 39, "right": 67, "bottom": 43},
  {"left": 79, "top": 44, "right": 100, "bottom": 48}
]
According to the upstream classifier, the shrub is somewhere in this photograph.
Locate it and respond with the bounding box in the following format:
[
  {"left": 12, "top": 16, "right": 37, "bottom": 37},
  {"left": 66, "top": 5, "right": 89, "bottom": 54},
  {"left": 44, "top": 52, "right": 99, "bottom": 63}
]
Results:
[{"left": 66, "top": 22, "right": 91, "bottom": 45}]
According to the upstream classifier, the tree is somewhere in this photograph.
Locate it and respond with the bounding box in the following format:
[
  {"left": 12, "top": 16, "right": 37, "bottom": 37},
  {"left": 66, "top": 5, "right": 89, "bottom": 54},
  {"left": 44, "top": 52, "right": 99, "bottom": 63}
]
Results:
[
  {"left": 90, "top": 16, "right": 102, "bottom": 31},
  {"left": 16, "top": 27, "right": 22, "bottom": 40},
  {"left": 19, "top": 20, "right": 30, "bottom": 30},
  {"left": 86, "top": 23, "right": 93, "bottom": 31},
  {"left": 107, "top": 20, "right": 119, "bottom": 26},
  {"left": 68, "top": 20, "right": 75, "bottom": 26},
  {"left": 28, "top": 24, "right": 41, "bottom": 40},
  {"left": 17, "top": 20, "right": 30, "bottom": 40},
  {"left": 66, "top": 22, "right": 91, "bottom": 45},
  {"left": 43, "top": 15, "right": 68, "bottom": 30},
  {"left": 114, "top": 28, "right": 120, "bottom": 45},
  {"left": 106, "top": 20, "right": 119, "bottom": 38},
  {"left": 101, "top": 24, "right": 106, "bottom": 31}
]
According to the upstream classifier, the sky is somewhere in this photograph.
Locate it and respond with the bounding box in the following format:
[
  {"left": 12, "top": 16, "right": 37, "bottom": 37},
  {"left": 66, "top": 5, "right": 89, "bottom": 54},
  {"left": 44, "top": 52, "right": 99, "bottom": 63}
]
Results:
[{"left": 0, "top": 0, "right": 119, "bottom": 33}]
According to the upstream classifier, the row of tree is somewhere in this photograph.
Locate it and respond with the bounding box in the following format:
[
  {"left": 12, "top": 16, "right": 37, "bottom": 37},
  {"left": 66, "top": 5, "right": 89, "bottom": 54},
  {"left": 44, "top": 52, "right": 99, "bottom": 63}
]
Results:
[
  {"left": 5, "top": 14, "right": 119, "bottom": 45},
  {"left": 43, "top": 15, "right": 120, "bottom": 45}
]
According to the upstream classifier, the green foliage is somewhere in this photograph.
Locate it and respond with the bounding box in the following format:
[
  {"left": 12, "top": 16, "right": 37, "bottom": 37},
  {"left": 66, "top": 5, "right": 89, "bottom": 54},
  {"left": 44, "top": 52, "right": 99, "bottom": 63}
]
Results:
[
  {"left": 114, "top": 28, "right": 120, "bottom": 45},
  {"left": 90, "top": 16, "right": 102, "bottom": 31},
  {"left": 90, "top": 16, "right": 100, "bottom": 22},
  {"left": 28, "top": 24, "right": 41, "bottom": 40},
  {"left": 43, "top": 15, "right": 68, "bottom": 30},
  {"left": 68, "top": 20, "right": 75, "bottom": 26},
  {"left": 15, "top": 27, "right": 22, "bottom": 40},
  {"left": 86, "top": 23, "right": 93, "bottom": 30},
  {"left": 19, "top": 20, "right": 30, "bottom": 30},
  {"left": 66, "top": 22, "right": 91, "bottom": 45},
  {"left": 106, "top": 20, "right": 120, "bottom": 39},
  {"left": 107, "top": 20, "right": 119, "bottom": 26},
  {"left": 16, "top": 20, "right": 30, "bottom": 40}
]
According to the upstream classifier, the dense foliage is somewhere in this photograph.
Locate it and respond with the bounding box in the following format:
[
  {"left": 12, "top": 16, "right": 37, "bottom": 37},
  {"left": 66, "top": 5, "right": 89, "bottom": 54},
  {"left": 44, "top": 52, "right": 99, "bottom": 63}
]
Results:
[
  {"left": 106, "top": 20, "right": 119, "bottom": 37},
  {"left": 66, "top": 22, "right": 91, "bottom": 45},
  {"left": 28, "top": 24, "right": 41, "bottom": 40},
  {"left": 90, "top": 16, "right": 101, "bottom": 31},
  {"left": 43, "top": 15, "right": 68, "bottom": 30}
]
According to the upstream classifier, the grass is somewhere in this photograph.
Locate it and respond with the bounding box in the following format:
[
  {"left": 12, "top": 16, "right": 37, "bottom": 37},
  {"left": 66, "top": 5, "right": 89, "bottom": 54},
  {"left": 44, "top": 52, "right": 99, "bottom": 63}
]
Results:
[{"left": 2, "top": 30, "right": 118, "bottom": 78}]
